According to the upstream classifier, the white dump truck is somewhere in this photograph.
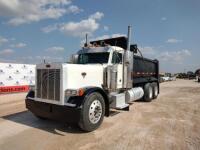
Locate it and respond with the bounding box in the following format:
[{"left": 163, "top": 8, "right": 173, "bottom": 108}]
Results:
[{"left": 26, "top": 26, "right": 159, "bottom": 131}]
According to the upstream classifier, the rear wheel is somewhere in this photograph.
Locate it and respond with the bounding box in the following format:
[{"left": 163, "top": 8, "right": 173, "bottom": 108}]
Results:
[
  {"left": 152, "top": 82, "right": 159, "bottom": 99},
  {"left": 143, "top": 83, "right": 153, "bottom": 102},
  {"left": 79, "top": 92, "right": 105, "bottom": 132}
]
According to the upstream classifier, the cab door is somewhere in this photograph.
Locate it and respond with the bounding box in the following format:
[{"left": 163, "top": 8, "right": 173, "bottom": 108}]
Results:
[{"left": 111, "top": 51, "right": 123, "bottom": 89}]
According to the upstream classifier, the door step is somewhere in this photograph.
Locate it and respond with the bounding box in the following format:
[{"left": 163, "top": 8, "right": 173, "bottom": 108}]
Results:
[{"left": 116, "top": 104, "right": 129, "bottom": 111}]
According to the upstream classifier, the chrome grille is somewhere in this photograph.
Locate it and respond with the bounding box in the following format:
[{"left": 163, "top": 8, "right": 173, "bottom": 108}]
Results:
[{"left": 36, "top": 69, "right": 60, "bottom": 101}]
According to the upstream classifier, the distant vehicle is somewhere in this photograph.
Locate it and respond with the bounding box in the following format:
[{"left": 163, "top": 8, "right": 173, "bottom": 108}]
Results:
[
  {"left": 196, "top": 76, "right": 200, "bottom": 82},
  {"left": 195, "top": 69, "right": 200, "bottom": 82},
  {"left": 159, "top": 77, "right": 164, "bottom": 83},
  {"left": 26, "top": 27, "right": 160, "bottom": 131},
  {"left": 187, "top": 71, "right": 196, "bottom": 80},
  {"left": 162, "top": 76, "right": 170, "bottom": 81},
  {"left": 177, "top": 73, "right": 188, "bottom": 79},
  {"left": 169, "top": 76, "right": 176, "bottom": 81}
]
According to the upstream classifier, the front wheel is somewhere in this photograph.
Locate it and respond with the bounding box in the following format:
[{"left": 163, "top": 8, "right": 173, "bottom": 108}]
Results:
[{"left": 79, "top": 92, "right": 105, "bottom": 132}]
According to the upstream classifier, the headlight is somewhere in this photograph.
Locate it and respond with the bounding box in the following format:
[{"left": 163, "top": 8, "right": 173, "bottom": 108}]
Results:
[
  {"left": 71, "top": 90, "right": 77, "bottom": 95},
  {"left": 65, "top": 88, "right": 84, "bottom": 96},
  {"left": 65, "top": 90, "right": 77, "bottom": 96}
]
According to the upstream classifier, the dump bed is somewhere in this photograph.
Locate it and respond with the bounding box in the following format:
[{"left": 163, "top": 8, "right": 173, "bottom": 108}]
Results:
[{"left": 132, "top": 55, "right": 159, "bottom": 84}]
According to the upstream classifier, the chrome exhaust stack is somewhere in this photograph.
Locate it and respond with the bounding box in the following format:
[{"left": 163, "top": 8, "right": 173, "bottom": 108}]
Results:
[{"left": 123, "top": 26, "right": 134, "bottom": 89}]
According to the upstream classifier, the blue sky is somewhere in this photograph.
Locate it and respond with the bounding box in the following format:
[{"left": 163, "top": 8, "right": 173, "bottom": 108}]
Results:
[{"left": 0, "top": 0, "right": 199, "bottom": 73}]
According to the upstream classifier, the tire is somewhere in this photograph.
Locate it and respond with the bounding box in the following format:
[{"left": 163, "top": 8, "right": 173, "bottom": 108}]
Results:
[
  {"left": 79, "top": 92, "right": 105, "bottom": 132},
  {"left": 152, "top": 82, "right": 159, "bottom": 99},
  {"left": 198, "top": 77, "right": 200, "bottom": 83},
  {"left": 143, "top": 83, "right": 153, "bottom": 102}
]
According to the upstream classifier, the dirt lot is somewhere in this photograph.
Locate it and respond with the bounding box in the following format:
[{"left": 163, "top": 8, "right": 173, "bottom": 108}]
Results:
[{"left": 0, "top": 79, "right": 200, "bottom": 150}]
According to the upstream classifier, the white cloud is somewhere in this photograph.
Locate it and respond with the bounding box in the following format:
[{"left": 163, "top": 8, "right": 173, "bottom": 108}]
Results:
[
  {"left": 59, "top": 12, "right": 104, "bottom": 37},
  {"left": 59, "top": 19, "right": 99, "bottom": 37},
  {"left": 66, "top": 5, "right": 83, "bottom": 14},
  {"left": 42, "top": 12, "right": 104, "bottom": 37},
  {"left": 137, "top": 45, "right": 191, "bottom": 64},
  {"left": 159, "top": 49, "right": 191, "bottom": 63},
  {"left": 0, "top": 49, "right": 14, "bottom": 55},
  {"left": 45, "top": 46, "right": 65, "bottom": 52},
  {"left": 10, "top": 42, "right": 26, "bottom": 48},
  {"left": 166, "top": 38, "right": 182, "bottom": 43},
  {"left": 89, "top": 12, "right": 104, "bottom": 20},
  {"left": 0, "top": 0, "right": 82, "bottom": 25},
  {"left": 0, "top": 36, "right": 8, "bottom": 45},
  {"left": 161, "top": 17, "right": 167, "bottom": 21}
]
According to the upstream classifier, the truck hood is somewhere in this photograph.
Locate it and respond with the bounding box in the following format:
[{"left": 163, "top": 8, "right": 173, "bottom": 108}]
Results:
[{"left": 62, "top": 64, "right": 104, "bottom": 90}]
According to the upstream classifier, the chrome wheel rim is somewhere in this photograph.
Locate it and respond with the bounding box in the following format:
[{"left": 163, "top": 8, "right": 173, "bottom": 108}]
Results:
[{"left": 89, "top": 100, "right": 102, "bottom": 124}]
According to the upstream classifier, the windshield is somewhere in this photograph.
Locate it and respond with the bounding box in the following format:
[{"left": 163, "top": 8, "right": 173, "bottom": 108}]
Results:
[{"left": 77, "top": 52, "right": 110, "bottom": 64}]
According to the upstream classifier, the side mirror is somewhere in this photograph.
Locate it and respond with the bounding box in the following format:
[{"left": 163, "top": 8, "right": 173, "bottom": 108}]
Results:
[
  {"left": 130, "top": 44, "right": 138, "bottom": 53},
  {"left": 69, "top": 54, "right": 79, "bottom": 64}
]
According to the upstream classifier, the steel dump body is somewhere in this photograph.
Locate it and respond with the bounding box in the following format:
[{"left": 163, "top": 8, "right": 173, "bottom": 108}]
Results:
[{"left": 132, "top": 55, "right": 159, "bottom": 85}]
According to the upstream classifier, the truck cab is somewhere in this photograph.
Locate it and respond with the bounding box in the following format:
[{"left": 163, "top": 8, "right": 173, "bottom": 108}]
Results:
[
  {"left": 26, "top": 28, "right": 159, "bottom": 131},
  {"left": 75, "top": 46, "right": 124, "bottom": 88}
]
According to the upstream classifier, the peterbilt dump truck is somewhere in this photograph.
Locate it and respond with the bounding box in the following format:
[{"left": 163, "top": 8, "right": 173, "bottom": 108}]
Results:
[{"left": 26, "top": 26, "right": 159, "bottom": 131}]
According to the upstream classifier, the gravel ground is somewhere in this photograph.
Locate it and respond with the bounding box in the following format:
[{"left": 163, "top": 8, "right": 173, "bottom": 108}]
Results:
[{"left": 0, "top": 79, "right": 200, "bottom": 150}]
